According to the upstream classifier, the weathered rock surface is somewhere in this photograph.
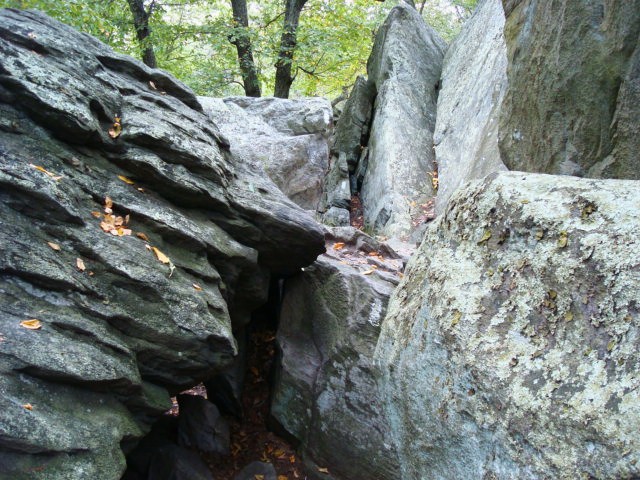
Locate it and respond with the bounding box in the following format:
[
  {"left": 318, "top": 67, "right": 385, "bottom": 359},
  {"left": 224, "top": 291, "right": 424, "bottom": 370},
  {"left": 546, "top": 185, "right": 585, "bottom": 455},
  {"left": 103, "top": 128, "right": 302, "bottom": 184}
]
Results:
[
  {"left": 376, "top": 171, "right": 640, "bottom": 479},
  {"left": 200, "top": 96, "right": 332, "bottom": 211},
  {"left": 271, "top": 228, "right": 408, "bottom": 480},
  {"left": 499, "top": 0, "right": 640, "bottom": 178},
  {"left": 147, "top": 444, "right": 213, "bottom": 480},
  {"left": 360, "top": 3, "right": 446, "bottom": 238},
  {"left": 234, "top": 461, "right": 277, "bottom": 480},
  {"left": 434, "top": 0, "right": 508, "bottom": 214},
  {"left": 0, "top": 8, "right": 323, "bottom": 479},
  {"left": 331, "top": 76, "right": 375, "bottom": 172},
  {"left": 177, "top": 394, "right": 230, "bottom": 454}
]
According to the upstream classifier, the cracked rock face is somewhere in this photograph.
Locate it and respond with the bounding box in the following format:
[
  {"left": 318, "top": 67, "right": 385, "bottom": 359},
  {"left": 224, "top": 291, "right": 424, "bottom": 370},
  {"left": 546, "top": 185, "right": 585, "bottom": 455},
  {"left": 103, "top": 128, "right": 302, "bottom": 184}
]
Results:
[
  {"left": 499, "top": 0, "right": 640, "bottom": 178},
  {"left": 0, "top": 9, "right": 323, "bottom": 479},
  {"left": 376, "top": 171, "right": 640, "bottom": 479}
]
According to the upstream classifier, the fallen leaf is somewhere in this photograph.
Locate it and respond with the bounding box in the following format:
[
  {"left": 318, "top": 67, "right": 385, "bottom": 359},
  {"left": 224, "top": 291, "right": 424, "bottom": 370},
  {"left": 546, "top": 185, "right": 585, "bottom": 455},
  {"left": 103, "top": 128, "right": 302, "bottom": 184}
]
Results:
[
  {"left": 558, "top": 231, "right": 568, "bottom": 248},
  {"left": 114, "top": 216, "right": 124, "bottom": 227},
  {"left": 91, "top": 211, "right": 102, "bottom": 218},
  {"left": 20, "top": 319, "right": 42, "bottom": 330},
  {"left": 477, "top": 229, "right": 492, "bottom": 245},
  {"left": 76, "top": 258, "right": 86, "bottom": 271},
  {"left": 124, "top": 214, "right": 130, "bottom": 225},
  {"left": 152, "top": 247, "right": 171, "bottom": 264},
  {"left": 145, "top": 244, "right": 152, "bottom": 251},
  {"left": 118, "top": 175, "right": 135, "bottom": 185},
  {"left": 317, "top": 467, "right": 330, "bottom": 474},
  {"left": 108, "top": 116, "right": 122, "bottom": 139},
  {"left": 136, "top": 232, "right": 150, "bottom": 242},
  {"left": 149, "top": 80, "right": 157, "bottom": 90},
  {"left": 289, "top": 455, "right": 296, "bottom": 463},
  {"left": 104, "top": 196, "right": 113, "bottom": 210},
  {"left": 100, "top": 221, "right": 113, "bottom": 232},
  {"left": 22, "top": 403, "right": 33, "bottom": 411},
  {"left": 274, "top": 448, "right": 286, "bottom": 458},
  {"left": 192, "top": 283, "right": 203, "bottom": 291},
  {"left": 47, "top": 242, "right": 61, "bottom": 251},
  {"left": 254, "top": 475, "right": 264, "bottom": 480},
  {"left": 250, "top": 366, "right": 260, "bottom": 377},
  {"left": 278, "top": 476, "right": 288, "bottom": 480},
  {"left": 30, "top": 164, "right": 63, "bottom": 180},
  {"left": 451, "top": 310, "right": 462, "bottom": 327},
  {"left": 333, "top": 242, "right": 345, "bottom": 250},
  {"left": 362, "top": 269, "right": 375, "bottom": 275}
]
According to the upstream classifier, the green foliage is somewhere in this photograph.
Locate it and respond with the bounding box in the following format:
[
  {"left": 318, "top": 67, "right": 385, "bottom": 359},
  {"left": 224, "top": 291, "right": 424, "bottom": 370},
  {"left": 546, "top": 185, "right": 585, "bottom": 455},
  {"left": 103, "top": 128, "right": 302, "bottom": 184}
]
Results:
[{"left": 0, "top": 0, "right": 477, "bottom": 98}]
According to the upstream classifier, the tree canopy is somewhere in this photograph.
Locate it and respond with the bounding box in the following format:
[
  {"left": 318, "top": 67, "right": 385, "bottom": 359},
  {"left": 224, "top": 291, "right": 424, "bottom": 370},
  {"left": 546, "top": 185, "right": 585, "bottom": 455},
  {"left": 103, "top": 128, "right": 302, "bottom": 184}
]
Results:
[{"left": 1, "top": 0, "right": 476, "bottom": 98}]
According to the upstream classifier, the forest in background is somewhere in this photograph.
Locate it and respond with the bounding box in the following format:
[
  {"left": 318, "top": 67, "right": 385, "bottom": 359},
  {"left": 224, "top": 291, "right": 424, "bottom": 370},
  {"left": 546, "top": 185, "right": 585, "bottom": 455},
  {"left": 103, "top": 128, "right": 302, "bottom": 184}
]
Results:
[{"left": 1, "top": 0, "right": 476, "bottom": 98}]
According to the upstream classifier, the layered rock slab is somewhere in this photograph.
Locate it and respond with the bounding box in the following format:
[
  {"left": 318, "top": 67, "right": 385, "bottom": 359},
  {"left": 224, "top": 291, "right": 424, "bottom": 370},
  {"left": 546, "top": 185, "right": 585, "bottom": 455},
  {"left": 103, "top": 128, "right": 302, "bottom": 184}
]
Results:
[
  {"left": 499, "top": 0, "right": 640, "bottom": 178},
  {"left": 360, "top": 3, "right": 446, "bottom": 238},
  {"left": 376, "top": 171, "right": 640, "bottom": 479},
  {"left": 434, "top": 0, "right": 508, "bottom": 214},
  {"left": 0, "top": 8, "right": 323, "bottom": 479}
]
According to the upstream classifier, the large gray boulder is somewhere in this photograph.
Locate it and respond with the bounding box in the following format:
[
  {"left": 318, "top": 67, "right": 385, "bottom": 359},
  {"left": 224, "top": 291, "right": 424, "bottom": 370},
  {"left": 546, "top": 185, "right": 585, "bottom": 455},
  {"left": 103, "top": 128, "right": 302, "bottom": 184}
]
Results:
[
  {"left": 434, "top": 0, "right": 508, "bottom": 214},
  {"left": 376, "top": 171, "right": 640, "bottom": 479},
  {"left": 360, "top": 3, "right": 446, "bottom": 238},
  {"left": 0, "top": 9, "right": 323, "bottom": 479},
  {"left": 499, "top": 0, "right": 640, "bottom": 178},
  {"left": 199, "top": 96, "right": 332, "bottom": 211},
  {"left": 271, "top": 229, "right": 407, "bottom": 480}
]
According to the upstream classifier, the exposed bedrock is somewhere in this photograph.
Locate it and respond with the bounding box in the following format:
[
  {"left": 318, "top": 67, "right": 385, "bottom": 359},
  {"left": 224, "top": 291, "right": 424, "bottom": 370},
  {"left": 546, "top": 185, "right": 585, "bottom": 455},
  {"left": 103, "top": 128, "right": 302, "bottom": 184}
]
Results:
[{"left": 0, "top": 8, "right": 323, "bottom": 479}]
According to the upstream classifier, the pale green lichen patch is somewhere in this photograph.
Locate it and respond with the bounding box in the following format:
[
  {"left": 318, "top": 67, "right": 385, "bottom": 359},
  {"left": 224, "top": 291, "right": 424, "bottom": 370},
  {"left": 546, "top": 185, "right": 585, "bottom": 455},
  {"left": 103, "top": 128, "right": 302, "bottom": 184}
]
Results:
[{"left": 375, "top": 172, "right": 640, "bottom": 479}]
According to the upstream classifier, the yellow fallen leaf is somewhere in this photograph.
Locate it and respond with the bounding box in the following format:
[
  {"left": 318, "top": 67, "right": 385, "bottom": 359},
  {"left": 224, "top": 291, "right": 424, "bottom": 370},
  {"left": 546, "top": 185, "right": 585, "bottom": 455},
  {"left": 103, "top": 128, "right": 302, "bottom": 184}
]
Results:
[
  {"left": 108, "top": 117, "right": 122, "bottom": 139},
  {"left": 136, "top": 232, "right": 150, "bottom": 242},
  {"left": 274, "top": 448, "right": 286, "bottom": 458},
  {"left": 477, "top": 229, "right": 492, "bottom": 245},
  {"left": 76, "top": 258, "right": 86, "bottom": 271},
  {"left": 317, "top": 467, "right": 330, "bottom": 474},
  {"left": 451, "top": 310, "right": 462, "bottom": 327},
  {"left": 91, "top": 211, "right": 102, "bottom": 218},
  {"left": 118, "top": 175, "right": 135, "bottom": 185},
  {"left": 22, "top": 403, "right": 33, "bottom": 411},
  {"left": 278, "top": 476, "right": 288, "bottom": 480},
  {"left": 152, "top": 247, "right": 170, "bottom": 264},
  {"left": 192, "top": 283, "right": 203, "bottom": 291},
  {"left": 333, "top": 242, "right": 345, "bottom": 250},
  {"left": 47, "top": 241, "right": 61, "bottom": 251},
  {"left": 20, "top": 319, "right": 42, "bottom": 330},
  {"left": 254, "top": 475, "right": 264, "bottom": 480},
  {"left": 558, "top": 231, "right": 568, "bottom": 248}
]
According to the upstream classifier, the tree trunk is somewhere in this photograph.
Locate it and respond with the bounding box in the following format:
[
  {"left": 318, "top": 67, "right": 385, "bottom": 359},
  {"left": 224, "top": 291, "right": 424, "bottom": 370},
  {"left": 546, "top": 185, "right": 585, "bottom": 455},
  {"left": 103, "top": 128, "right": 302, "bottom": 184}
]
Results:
[
  {"left": 230, "top": 0, "right": 261, "bottom": 97},
  {"left": 127, "top": 0, "right": 157, "bottom": 68},
  {"left": 273, "top": 0, "right": 307, "bottom": 98}
]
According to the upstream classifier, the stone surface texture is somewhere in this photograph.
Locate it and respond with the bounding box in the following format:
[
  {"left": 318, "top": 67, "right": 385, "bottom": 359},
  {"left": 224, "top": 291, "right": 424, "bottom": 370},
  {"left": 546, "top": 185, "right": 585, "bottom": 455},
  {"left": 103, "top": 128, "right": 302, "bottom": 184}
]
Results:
[
  {"left": 499, "top": 0, "right": 640, "bottom": 178},
  {"left": 376, "top": 171, "right": 640, "bottom": 479},
  {"left": 0, "top": 9, "right": 323, "bottom": 479},
  {"left": 360, "top": 3, "right": 446, "bottom": 238},
  {"left": 271, "top": 228, "right": 408, "bottom": 480},
  {"left": 434, "top": 0, "right": 508, "bottom": 214},
  {"left": 200, "top": 96, "right": 332, "bottom": 211}
]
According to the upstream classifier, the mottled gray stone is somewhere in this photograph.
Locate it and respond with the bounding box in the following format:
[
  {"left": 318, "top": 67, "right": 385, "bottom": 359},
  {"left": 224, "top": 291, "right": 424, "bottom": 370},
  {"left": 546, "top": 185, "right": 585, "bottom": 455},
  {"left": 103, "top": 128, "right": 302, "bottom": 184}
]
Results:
[
  {"left": 0, "top": 9, "right": 323, "bottom": 479},
  {"left": 331, "top": 76, "right": 375, "bottom": 170},
  {"left": 434, "top": 0, "right": 508, "bottom": 215},
  {"left": 376, "top": 171, "right": 640, "bottom": 479},
  {"left": 199, "top": 96, "right": 331, "bottom": 211},
  {"left": 272, "top": 232, "right": 408, "bottom": 480},
  {"left": 360, "top": 3, "right": 446, "bottom": 238},
  {"left": 499, "top": 0, "right": 640, "bottom": 178}
]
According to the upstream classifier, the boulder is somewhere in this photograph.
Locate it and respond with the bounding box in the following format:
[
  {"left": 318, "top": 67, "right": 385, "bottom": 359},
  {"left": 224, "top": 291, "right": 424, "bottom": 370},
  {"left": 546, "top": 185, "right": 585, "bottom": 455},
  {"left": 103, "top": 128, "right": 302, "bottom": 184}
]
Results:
[
  {"left": 234, "top": 461, "right": 277, "bottom": 480},
  {"left": 0, "top": 9, "right": 323, "bottom": 479},
  {"left": 499, "top": 0, "right": 640, "bottom": 178},
  {"left": 271, "top": 228, "right": 408, "bottom": 480},
  {"left": 360, "top": 3, "right": 446, "bottom": 238},
  {"left": 434, "top": 0, "right": 508, "bottom": 214},
  {"left": 200, "top": 96, "right": 332, "bottom": 211},
  {"left": 177, "top": 394, "right": 230, "bottom": 455},
  {"left": 376, "top": 171, "right": 640, "bottom": 479},
  {"left": 147, "top": 445, "right": 213, "bottom": 480},
  {"left": 331, "top": 75, "right": 375, "bottom": 171}
]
